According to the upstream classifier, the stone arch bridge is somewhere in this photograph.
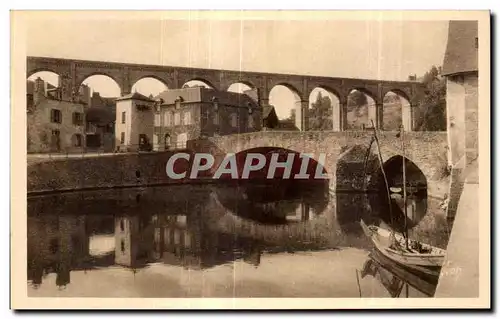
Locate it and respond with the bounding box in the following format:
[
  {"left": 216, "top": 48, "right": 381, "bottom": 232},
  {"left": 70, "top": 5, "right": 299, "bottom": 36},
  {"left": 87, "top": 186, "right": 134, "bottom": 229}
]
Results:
[
  {"left": 27, "top": 56, "right": 425, "bottom": 131},
  {"left": 199, "top": 131, "right": 450, "bottom": 200}
]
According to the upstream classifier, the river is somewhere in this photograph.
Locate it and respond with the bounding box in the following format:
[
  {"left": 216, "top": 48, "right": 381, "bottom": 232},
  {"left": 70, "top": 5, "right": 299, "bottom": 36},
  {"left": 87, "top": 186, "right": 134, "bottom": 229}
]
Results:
[{"left": 26, "top": 180, "right": 450, "bottom": 298}]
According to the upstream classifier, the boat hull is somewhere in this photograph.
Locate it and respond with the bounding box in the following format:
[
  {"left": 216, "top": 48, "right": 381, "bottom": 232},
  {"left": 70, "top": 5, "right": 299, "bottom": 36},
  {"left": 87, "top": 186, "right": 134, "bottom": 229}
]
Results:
[{"left": 360, "top": 220, "right": 445, "bottom": 268}]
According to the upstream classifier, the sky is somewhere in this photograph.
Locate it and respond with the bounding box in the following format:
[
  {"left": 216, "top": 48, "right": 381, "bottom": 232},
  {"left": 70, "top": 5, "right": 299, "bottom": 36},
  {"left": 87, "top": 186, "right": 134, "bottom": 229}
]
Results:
[{"left": 26, "top": 17, "right": 449, "bottom": 119}]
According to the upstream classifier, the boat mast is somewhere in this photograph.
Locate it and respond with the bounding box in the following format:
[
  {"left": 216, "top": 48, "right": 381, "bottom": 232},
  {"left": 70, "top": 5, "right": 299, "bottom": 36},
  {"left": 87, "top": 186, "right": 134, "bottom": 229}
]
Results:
[
  {"left": 400, "top": 124, "right": 409, "bottom": 250},
  {"left": 370, "top": 120, "right": 394, "bottom": 227}
]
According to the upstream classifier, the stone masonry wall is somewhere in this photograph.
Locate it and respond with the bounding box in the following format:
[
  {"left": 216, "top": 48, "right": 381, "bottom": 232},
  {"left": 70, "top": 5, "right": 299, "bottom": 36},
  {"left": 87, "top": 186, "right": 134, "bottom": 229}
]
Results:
[{"left": 27, "top": 151, "right": 196, "bottom": 194}]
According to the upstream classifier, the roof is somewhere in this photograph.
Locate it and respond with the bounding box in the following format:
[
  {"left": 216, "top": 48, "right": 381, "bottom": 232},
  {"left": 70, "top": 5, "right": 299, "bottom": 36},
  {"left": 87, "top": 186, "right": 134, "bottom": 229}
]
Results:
[
  {"left": 154, "top": 87, "right": 259, "bottom": 108},
  {"left": 277, "top": 119, "right": 299, "bottom": 131},
  {"left": 442, "top": 21, "right": 478, "bottom": 76},
  {"left": 262, "top": 105, "right": 276, "bottom": 119},
  {"left": 115, "top": 92, "right": 155, "bottom": 102},
  {"left": 86, "top": 107, "right": 115, "bottom": 124}
]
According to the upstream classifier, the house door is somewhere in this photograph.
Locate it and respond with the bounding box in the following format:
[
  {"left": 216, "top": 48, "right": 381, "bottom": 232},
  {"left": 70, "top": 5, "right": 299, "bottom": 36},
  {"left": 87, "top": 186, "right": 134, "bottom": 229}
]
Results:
[{"left": 51, "top": 130, "right": 61, "bottom": 152}]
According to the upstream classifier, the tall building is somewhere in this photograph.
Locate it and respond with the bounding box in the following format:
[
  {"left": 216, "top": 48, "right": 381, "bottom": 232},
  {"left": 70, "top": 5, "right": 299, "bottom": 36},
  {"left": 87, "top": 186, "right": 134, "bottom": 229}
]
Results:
[
  {"left": 441, "top": 20, "right": 479, "bottom": 219},
  {"left": 114, "top": 92, "right": 156, "bottom": 152},
  {"left": 114, "top": 215, "right": 155, "bottom": 268},
  {"left": 114, "top": 87, "right": 263, "bottom": 152}
]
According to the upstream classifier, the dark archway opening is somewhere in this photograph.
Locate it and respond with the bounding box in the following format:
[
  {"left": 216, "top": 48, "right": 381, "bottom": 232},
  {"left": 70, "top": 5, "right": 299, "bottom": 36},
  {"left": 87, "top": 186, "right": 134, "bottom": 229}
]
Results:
[
  {"left": 368, "top": 155, "right": 428, "bottom": 233},
  {"left": 335, "top": 144, "right": 379, "bottom": 234},
  {"left": 214, "top": 147, "right": 330, "bottom": 224}
]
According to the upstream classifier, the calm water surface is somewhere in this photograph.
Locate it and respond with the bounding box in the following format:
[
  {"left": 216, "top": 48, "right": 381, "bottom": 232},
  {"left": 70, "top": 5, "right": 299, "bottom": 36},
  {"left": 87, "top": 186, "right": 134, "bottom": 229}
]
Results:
[{"left": 27, "top": 181, "right": 448, "bottom": 298}]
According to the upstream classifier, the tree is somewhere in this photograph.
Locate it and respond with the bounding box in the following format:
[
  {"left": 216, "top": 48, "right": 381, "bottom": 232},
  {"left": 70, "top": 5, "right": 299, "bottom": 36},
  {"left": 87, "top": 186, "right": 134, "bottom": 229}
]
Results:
[
  {"left": 308, "top": 91, "right": 333, "bottom": 130},
  {"left": 413, "top": 65, "right": 447, "bottom": 131},
  {"left": 347, "top": 90, "right": 367, "bottom": 110}
]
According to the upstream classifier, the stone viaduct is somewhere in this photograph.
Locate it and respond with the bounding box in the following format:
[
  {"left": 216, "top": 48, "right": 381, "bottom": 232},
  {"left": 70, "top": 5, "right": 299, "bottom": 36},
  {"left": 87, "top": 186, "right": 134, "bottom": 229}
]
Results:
[{"left": 27, "top": 56, "right": 425, "bottom": 131}]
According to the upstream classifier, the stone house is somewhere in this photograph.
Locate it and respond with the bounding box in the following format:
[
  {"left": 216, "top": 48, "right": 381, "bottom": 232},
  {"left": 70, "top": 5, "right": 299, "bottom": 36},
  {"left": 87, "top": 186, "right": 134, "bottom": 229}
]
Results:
[
  {"left": 114, "top": 87, "right": 263, "bottom": 152},
  {"left": 27, "top": 77, "right": 87, "bottom": 154}
]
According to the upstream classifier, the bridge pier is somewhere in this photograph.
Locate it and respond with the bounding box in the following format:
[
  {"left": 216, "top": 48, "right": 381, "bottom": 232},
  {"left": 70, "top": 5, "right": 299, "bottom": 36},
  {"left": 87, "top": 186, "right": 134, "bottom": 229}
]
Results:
[{"left": 339, "top": 102, "right": 348, "bottom": 132}]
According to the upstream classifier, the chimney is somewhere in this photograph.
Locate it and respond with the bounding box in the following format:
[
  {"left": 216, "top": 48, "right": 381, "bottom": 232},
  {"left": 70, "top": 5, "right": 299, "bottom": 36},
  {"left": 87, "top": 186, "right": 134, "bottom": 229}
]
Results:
[
  {"left": 33, "top": 77, "right": 46, "bottom": 105},
  {"left": 79, "top": 84, "right": 91, "bottom": 106}
]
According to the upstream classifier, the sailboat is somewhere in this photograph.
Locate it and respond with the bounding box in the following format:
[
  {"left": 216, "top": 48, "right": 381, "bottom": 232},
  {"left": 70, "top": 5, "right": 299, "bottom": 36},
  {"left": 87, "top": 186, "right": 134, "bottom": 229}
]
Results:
[
  {"left": 360, "top": 122, "right": 446, "bottom": 268},
  {"left": 360, "top": 219, "right": 445, "bottom": 267}
]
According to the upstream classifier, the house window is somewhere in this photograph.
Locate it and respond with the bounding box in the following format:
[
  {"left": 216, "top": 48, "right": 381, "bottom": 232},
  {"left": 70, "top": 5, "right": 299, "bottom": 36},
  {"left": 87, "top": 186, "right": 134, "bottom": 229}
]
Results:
[
  {"left": 174, "top": 112, "right": 181, "bottom": 126},
  {"left": 184, "top": 111, "right": 191, "bottom": 125},
  {"left": 120, "top": 219, "right": 125, "bottom": 232},
  {"left": 50, "top": 109, "right": 62, "bottom": 123},
  {"left": 153, "top": 134, "right": 159, "bottom": 151},
  {"left": 73, "top": 134, "right": 83, "bottom": 147},
  {"left": 154, "top": 113, "right": 161, "bottom": 126},
  {"left": 72, "top": 112, "right": 83, "bottom": 126},
  {"left": 121, "top": 240, "right": 125, "bottom": 254},
  {"left": 120, "top": 132, "right": 125, "bottom": 144},
  {"left": 475, "top": 37, "right": 479, "bottom": 49},
  {"left": 174, "top": 96, "right": 183, "bottom": 110},
  {"left": 164, "top": 111, "right": 171, "bottom": 127},
  {"left": 177, "top": 133, "right": 188, "bottom": 149},
  {"left": 121, "top": 111, "right": 126, "bottom": 124},
  {"left": 164, "top": 134, "right": 171, "bottom": 149},
  {"left": 230, "top": 113, "right": 238, "bottom": 128}
]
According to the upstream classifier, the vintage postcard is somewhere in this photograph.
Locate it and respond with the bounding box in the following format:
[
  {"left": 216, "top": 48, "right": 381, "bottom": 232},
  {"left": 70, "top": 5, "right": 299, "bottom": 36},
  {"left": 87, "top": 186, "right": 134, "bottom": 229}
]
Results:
[{"left": 10, "top": 10, "right": 490, "bottom": 309}]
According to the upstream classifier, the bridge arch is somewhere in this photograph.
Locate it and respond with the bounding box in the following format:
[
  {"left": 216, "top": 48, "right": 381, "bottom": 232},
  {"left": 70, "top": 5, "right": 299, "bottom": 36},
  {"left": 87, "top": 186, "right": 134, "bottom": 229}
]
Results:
[
  {"left": 81, "top": 74, "right": 122, "bottom": 98},
  {"left": 131, "top": 77, "right": 169, "bottom": 97},
  {"left": 308, "top": 87, "right": 342, "bottom": 131},
  {"left": 345, "top": 88, "right": 378, "bottom": 131},
  {"left": 382, "top": 89, "right": 413, "bottom": 131},
  {"left": 269, "top": 83, "right": 306, "bottom": 131},
  {"left": 27, "top": 71, "right": 60, "bottom": 87},
  {"left": 77, "top": 73, "right": 122, "bottom": 96},
  {"left": 368, "top": 154, "right": 428, "bottom": 232},
  {"left": 27, "top": 68, "right": 62, "bottom": 79},
  {"left": 226, "top": 81, "right": 255, "bottom": 93}
]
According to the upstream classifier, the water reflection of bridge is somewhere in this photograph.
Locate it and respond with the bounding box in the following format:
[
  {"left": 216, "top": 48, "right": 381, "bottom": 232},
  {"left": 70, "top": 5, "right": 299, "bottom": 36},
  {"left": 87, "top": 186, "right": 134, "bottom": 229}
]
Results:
[{"left": 27, "top": 194, "right": 328, "bottom": 289}]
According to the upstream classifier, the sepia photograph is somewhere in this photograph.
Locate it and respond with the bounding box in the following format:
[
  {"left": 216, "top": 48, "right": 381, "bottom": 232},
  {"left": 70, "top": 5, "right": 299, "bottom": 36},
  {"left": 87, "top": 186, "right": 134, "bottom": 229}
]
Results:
[{"left": 10, "top": 10, "right": 490, "bottom": 309}]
